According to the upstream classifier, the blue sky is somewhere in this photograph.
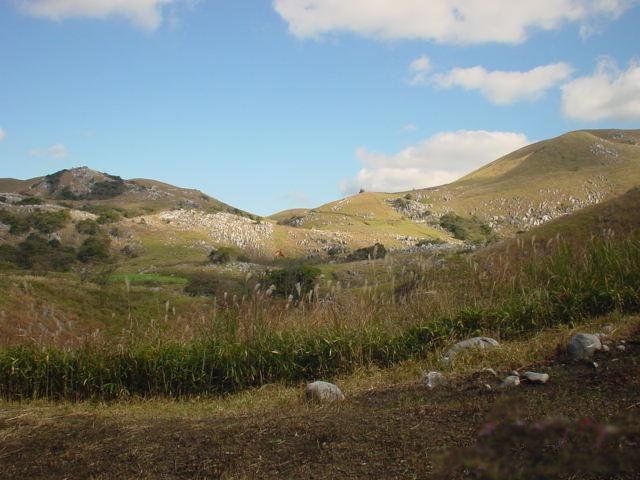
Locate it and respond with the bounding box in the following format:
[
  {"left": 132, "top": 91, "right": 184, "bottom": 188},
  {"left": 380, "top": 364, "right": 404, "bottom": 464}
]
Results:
[{"left": 0, "top": 1, "right": 639, "bottom": 215}]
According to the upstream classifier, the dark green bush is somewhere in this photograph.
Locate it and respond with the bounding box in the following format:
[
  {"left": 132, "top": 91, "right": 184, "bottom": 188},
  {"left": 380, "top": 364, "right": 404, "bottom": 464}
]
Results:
[
  {"left": 265, "top": 264, "right": 321, "bottom": 297},
  {"left": 77, "top": 236, "right": 111, "bottom": 263},
  {"left": 88, "top": 179, "right": 126, "bottom": 199},
  {"left": 96, "top": 210, "right": 122, "bottom": 224},
  {"left": 30, "top": 210, "right": 70, "bottom": 234},
  {"left": 16, "top": 196, "right": 43, "bottom": 206},
  {"left": 76, "top": 219, "right": 100, "bottom": 235},
  {"left": 439, "top": 213, "right": 496, "bottom": 245},
  {"left": 14, "top": 234, "right": 76, "bottom": 271},
  {"left": 208, "top": 246, "right": 248, "bottom": 264},
  {"left": 346, "top": 243, "right": 387, "bottom": 262}
]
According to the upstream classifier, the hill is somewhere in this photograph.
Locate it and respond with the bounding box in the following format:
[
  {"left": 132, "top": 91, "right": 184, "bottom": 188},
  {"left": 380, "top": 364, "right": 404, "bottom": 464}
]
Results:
[
  {"left": 273, "top": 129, "right": 640, "bottom": 240},
  {"left": 0, "top": 166, "right": 252, "bottom": 217}
]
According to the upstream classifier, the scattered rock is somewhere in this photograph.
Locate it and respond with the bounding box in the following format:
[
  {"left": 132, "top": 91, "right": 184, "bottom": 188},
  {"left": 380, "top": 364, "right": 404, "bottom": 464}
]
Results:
[
  {"left": 481, "top": 368, "right": 498, "bottom": 378},
  {"left": 423, "top": 371, "right": 445, "bottom": 389},
  {"left": 522, "top": 371, "right": 549, "bottom": 384},
  {"left": 443, "top": 337, "right": 500, "bottom": 362},
  {"left": 502, "top": 375, "right": 520, "bottom": 388},
  {"left": 305, "top": 381, "right": 345, "bottom": 403},
  {"left": 567, "top": 333, "right": 605, "bottom": 361},
  {"left": 616, "top": 345, "right": 627, "bottom": 352}
]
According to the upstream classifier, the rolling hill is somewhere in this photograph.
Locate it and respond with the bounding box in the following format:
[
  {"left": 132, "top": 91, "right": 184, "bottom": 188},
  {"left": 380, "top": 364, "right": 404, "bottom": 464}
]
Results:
[
  {"left": 273, "top": 129, "right": 640, "bottom": 239},
  {"left": 0, "top": 166, "right": 252, "bottom": 217}
]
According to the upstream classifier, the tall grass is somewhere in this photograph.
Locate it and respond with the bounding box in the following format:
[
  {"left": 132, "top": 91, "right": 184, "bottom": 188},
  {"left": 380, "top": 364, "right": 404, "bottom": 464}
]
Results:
[{"left": 1, "top": 238, "right": 639, "bottom": 399}]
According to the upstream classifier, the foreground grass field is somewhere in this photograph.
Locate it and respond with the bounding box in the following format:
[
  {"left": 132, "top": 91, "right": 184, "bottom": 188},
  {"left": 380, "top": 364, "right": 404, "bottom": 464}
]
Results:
[{"left": 1, "top": 314, "right": 638, "bottom": 479}]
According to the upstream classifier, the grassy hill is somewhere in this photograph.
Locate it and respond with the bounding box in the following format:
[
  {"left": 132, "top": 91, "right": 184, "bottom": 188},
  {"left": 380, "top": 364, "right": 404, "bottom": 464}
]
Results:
[
  {"left": 273, "top": 129, "right": 640, "bottom": 242},
  {"left": 0, "top": 166, "right": 253, "bottom": 217}
]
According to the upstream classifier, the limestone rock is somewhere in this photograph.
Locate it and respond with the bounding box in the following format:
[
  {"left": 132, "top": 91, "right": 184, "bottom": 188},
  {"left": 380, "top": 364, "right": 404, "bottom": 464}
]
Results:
[
  {"left": 423, "top": 371, "right": 445, "bottom": 389},
  {"left": 567, "top": 333, "right": 604, "bottom": 361},
  {"left": 522, "top": 371, "right": 549, "bottom": 384},
  {"left": 305, "top": 381, "right": 345, "bottom": 403},
  {"left": 443, "top": 337, "right": 499, "bottom": 362},
  {"left": 502, "top": 375, "right": 520, "bottom": 388}
]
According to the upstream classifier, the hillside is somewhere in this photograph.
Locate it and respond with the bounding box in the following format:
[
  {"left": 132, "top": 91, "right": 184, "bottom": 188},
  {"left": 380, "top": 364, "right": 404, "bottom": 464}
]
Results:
[
  {"left": 273, "top": 129, "right": 640, "bottom": 240},
  {"left": 0, "top": 167, "right": 252, "bottom": 217}
]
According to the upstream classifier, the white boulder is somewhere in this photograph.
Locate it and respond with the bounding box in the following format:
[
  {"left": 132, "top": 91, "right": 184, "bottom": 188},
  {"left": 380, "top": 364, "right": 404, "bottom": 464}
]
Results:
[
  {"left": 502, "top": 375, "right": 520, "bottom": 388},
  {"left": 305, "top": 381, "right": 345, "bottom": 403},
  {"left": 443, "top": 337, "right": 500, "bottom": 362},
  {"left": 423, "top": 371, "right": 445, "bottom": 389},
  {"left": 522, "top": 371, "right": 550, "bottom": 384},
  {"left": 567, "top": 333, "right": 605, "bottom": 361}
]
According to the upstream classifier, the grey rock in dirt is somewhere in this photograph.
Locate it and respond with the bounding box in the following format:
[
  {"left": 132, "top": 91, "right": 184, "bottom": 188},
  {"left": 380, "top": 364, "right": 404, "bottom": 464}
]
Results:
[
  {"left": 443, "top": 337, "right": 500, "bottom": 362},
  {"left": 502, "top": 375, "right": 521, "bottom": 388},
  {"left": 522, "top": 371, "right": 550, "bottom": 384},
  {"left": 423, "top": 371, "right": 445, "bottom": 389},
  {"left": 567, "top": 333, "right": 605, "bottom": 361},
  {"left": 305, "top": 381, "right": 345, "bottom": 403}
]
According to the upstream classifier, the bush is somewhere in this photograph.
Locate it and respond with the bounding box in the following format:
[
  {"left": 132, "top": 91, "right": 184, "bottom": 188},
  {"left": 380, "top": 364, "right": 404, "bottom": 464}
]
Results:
[
  {"left": 30, "top": 210, "right": 70, "bottom": 234},
  {"left": 184, "top": 273, "right": 221, "bottom": 297},
  {"left": 0, "top": 209, "right": 69, "bottom": 235},
  {"left": 16, "top": 196, "right": 43, "bottom": 206},
  {"left": 208, "top": 246, "right": 248, "bottom": 264},
  {"left": 346, "top": 243, "right": 387, "bottom": 262},
  {"left": 14, "top": 234, "right": 76, "bottom": 271},
  {"left": 76, "top": 219, "right": 100, "bottom": 235},
  {"left": 265, "top": 264, "right": 321, "bottom": 298},
  {"left": 77, "top": 236, "right": 111, "bottom": 263},
  {"left": 439, "top": 213, "right": 496, "bottom": 245},
  {"left": 96, "top": 210, "right": 121, "bottom": 224},
  {"left": 88, "top": 179, "right": 126, "bottom": 199}
]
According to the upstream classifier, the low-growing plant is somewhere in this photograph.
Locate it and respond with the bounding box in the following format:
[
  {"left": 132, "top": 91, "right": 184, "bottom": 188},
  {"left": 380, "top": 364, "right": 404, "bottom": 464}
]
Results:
[
  {"left": 77, "top": 236, "right": 111, "bottom": 263},
  {"left": 76, "top": 219, "right": 99, "bottom": 235},
  {"left": 346, "top": 243, "right": 387, "bottom": 262},
  {"left": 208, "top": 246, "right": 248, "bottom": 264},
  {"left": 264, "top": 263, "right": 321, "bottom": 298}
]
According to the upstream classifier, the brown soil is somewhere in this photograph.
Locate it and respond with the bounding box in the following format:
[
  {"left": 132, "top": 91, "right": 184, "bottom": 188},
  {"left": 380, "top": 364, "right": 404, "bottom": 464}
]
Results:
[{"left": 1, "top": 337, "right": 639, "bottom": 479}]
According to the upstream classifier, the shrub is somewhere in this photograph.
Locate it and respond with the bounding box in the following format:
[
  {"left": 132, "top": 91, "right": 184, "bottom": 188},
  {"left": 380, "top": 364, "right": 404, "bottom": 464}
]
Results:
[
  {"left": 439, "top": 212, "right": 496, "bottom": 245},
  {"left": 76, "top": 219, "right": 100, "bottom": 235},
  {"left": 16, "top": 196, "right": 43, "bottom": 206},
  {"left": 88, "top": 179, "right": 126, "bottom": 199},
  {"left": 14, "top": 234, "right": 76, "bottom": 271},
  {"left": 265, "top": 264, "right": 321, "bottom": 298},
  {"left": 184, "top": 273, "right": 221, "bottom": 297},
  {"left": 96, "top": 210, "right": 121, "bottom": 224},
  {"left": 30, "top": 210, "right": 70, "bottom": 234},
  {"left": 346, "top": 243, "right": 387, "bottom": 262},
  {"left": 208, "top": 246, "right": 248, "bottom": 264},
  {"left": 77, "top": 236, "right": 111, "bottom": 263}
]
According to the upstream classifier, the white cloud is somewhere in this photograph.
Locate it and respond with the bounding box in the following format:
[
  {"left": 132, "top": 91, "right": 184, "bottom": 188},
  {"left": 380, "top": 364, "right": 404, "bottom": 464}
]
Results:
[
  {"left": 273, "top": 0, "right": 637, "bottom": 44},
  {"left": 408, "top": 55, "right": 432, "bottom": 84},
  {"left": 0, "top": 128, "right": 5, "bottom": 142},
  {"left": 561, "top": 58, "right": 640, "bottom": 121},
  {"left": 29, "top": 144, "right": 69, "bottom": 159},
  {"left": 432, "top": 62, "right": 574, "bottom": 104},
  {"left": 342, "top": 130, "right": 530, "bottom": 193},
  {"left": 17, "top": 0, "right": 181, "bottom": 30},
  {"left": 402, "top": 123, "right": 418, "bottom": 133}
]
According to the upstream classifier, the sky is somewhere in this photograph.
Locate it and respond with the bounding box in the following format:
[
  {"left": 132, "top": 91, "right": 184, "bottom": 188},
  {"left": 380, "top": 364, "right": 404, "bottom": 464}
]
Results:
[{"left": 0, "top": 0, "right": 639, "bottom": 216}]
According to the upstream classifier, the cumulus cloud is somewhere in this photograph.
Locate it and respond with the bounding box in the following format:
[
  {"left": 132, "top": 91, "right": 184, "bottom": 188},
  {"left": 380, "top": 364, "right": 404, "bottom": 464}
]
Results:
[
  {"left": 17, "top": 0, "right": 182, "bottom": 30},
  {"left": 408, "top": 55, "right": 432, "bottom": 85},
  {"left": 431, "top": 62, "right": 574, "bottom": 104},
  {"left": 29, "top": 144, "right": 69, "bottom": 159},
  {"left": 273, "top": 0, "right": 637, "bottom": 44},
  {"left": 0, "top": 128, "right": 5, "bottom": 142},
  {"left": 342, "top": 130, "right": 530, "bottom": 193},
  {"left": 561, "top": 57, "right": 640, "bottom": 121}
]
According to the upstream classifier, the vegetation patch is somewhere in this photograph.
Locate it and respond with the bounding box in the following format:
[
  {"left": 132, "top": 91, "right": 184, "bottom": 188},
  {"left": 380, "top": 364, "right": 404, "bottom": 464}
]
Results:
[
  {"left": 346, "top": 243, "right": 387, "bottom": 262},
  {"left": 439, "top": 213, "right": 496, "bottom": 245}
]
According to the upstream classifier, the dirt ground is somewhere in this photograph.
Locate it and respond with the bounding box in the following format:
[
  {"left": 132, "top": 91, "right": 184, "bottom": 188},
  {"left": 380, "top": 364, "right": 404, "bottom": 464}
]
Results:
[{"left": 1, "top": 333, "right": 639, "bottom": 480}]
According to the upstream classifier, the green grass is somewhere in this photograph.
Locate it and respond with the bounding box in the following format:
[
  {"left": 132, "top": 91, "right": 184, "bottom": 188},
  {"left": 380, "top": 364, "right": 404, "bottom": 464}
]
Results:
[
  {"left": 1, "top": 236, "right": 639, "bottom": 400},
  {"left": 109, "top": 273, "right": 188, "bottom": 286}
]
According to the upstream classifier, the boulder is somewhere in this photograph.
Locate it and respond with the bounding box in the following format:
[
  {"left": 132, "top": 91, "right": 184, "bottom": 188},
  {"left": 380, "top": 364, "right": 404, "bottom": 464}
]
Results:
[
  {"left": 423, "top": 371, "right": 445, "bottom": 389},
  {"left": 567, "top": 333, "right": 605, "bottom": 361},
  {"left": 305, "top": 381, "right": 345, "bottom": 403},
  {"left": 522, "top": 371, "right": 549, "bottom": 384},
  {"left": 502, "top": 375, "right": 520, "bottom": 388},
  {"left": 443, "top": 337, "right": 500, "bottom": 362}
]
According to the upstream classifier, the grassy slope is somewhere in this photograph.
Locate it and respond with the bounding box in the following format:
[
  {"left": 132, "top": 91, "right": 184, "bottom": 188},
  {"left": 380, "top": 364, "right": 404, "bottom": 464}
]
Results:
[{"left": 271, "top": 130, "right": 640, "bottom": 242}]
